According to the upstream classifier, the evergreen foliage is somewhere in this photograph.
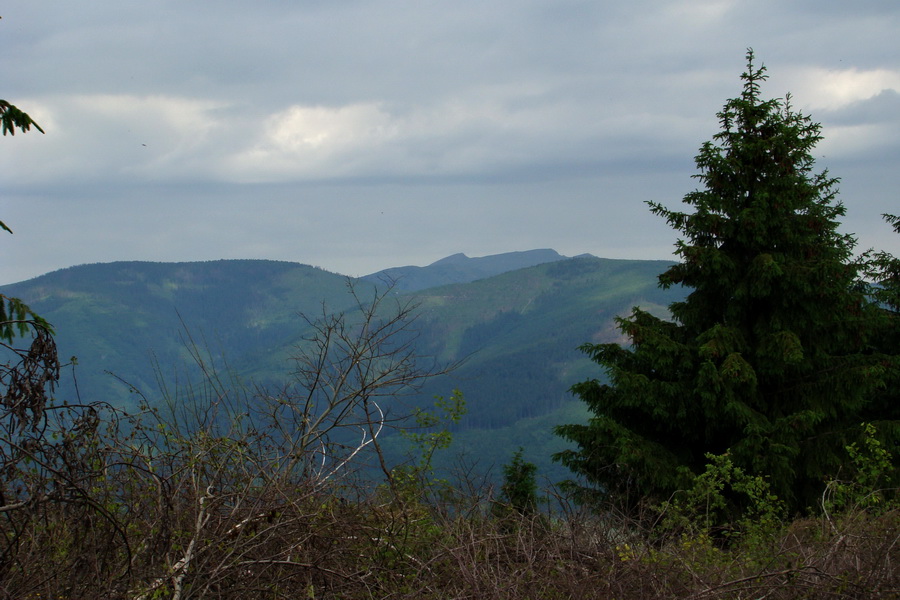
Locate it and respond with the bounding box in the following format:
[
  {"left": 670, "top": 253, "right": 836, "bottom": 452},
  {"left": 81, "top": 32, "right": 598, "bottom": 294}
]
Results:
[
  {"left": 868, "top": 214, "right": 900, "bottom": 371},
  {"left": 495, "top": 447, "right": 539, "bottom": 516},
  {"left": 862, "top": 214, "right": 900, "bottom": 477},
  {"left": 555, "top": 51, "right": 895, "bottom": 513},
  {"left": 872, "top": 214, "right": 900, "bottom": 313},
  {"left": 0, "top": 99, "right": 44, "bottom": 138}
]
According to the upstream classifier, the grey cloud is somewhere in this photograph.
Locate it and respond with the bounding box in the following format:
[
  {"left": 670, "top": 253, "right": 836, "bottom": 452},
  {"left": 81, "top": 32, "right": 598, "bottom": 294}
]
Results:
[
  {"left": 824, "top": 89, "right": 900, "bottom": 126},
  {"left": 1, "top": 0, "right": 899, "bottom": 283}
]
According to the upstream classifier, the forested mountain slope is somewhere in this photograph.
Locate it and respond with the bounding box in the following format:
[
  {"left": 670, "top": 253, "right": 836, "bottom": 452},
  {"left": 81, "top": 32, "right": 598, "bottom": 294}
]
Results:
[
  {"left": 1, "top": 260, "right": 361, "bottom": 407},
  {"left": 1, "top": 253, "right": 685, "bottom": 476},
  {"left": 407, "top": 256, "right": 681, "bottom": 429}
]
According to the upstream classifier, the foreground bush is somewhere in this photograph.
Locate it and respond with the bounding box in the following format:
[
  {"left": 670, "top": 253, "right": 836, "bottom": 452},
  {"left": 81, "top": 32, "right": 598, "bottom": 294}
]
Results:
[{"left": 3, "top": 445, "right": 897, "bottom": 600}]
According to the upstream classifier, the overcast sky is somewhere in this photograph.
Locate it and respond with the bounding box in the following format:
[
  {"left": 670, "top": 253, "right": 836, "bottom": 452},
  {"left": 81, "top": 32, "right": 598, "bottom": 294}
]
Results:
[{"left": 2, "top": 1, "right": 899, "bottom": 284}]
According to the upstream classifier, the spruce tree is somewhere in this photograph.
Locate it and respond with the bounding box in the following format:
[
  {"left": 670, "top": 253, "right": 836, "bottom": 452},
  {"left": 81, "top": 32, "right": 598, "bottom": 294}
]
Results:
[
  {"left": 555, "top": 51, "right": 891, "bottom": 513},
  {"left": 864, "top": 214, "right": 900, "bottom": 445},
  {"left": 871, "top": 214, "right": 900, "bottom": 330},
  {"left": 496, "top": 447, "right": 539, "bottom": 516}
]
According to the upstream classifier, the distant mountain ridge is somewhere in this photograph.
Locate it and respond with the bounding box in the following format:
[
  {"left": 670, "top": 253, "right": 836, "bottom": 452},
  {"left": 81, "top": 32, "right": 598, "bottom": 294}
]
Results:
[
  {"left": 0, "top": 250, "right": 679, "bottom": 418},
  {"left": 0, "top": 250, "right": 682, "bottom": 481},
  {"left": 362, "top": 249, "right": 580, "bottom": 292}
]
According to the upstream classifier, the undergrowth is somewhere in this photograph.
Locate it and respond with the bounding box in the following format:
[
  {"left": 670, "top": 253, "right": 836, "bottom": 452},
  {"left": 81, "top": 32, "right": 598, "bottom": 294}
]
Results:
[{"left": 2, "top": 433, "right": 897, "bottom": 599}]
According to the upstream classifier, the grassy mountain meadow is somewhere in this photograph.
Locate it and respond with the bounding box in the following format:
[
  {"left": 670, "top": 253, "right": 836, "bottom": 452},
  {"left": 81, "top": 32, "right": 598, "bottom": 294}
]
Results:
[{"left": 1, "top": 251, "right": 682, "bottom": 481}]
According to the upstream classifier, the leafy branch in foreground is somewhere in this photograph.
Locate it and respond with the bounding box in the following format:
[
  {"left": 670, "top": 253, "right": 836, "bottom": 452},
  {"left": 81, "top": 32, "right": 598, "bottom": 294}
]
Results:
[{"left": 0, "top": 99, "right": 44, "bottom": 137}]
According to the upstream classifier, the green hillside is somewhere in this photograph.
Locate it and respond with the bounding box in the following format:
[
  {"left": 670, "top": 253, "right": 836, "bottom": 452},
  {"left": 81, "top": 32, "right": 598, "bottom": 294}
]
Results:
[
  {"left": 0, "top": 253, "right": 684, "bottom": 479},
  {"left": 407, "top": 256, "right": 679, "bottom": 428},
  {"left": 1, "top": 260, "right": 366, "bottom": 408}
]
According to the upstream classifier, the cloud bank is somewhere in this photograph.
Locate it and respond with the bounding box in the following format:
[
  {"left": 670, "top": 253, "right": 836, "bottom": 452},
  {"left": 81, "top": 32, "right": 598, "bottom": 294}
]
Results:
[{"left": 1, "top": 0, "right": 899, "bottom": 282}]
